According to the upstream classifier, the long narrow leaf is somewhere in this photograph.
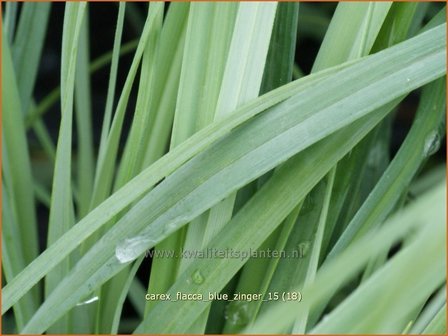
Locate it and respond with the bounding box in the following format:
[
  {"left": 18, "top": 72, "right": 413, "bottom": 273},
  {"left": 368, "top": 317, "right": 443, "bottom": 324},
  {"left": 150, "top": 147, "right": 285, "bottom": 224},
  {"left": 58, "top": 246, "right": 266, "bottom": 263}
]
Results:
[
  {"left": 44, "top": 3, "right": 86, "bottom": 333},
  {"left": 4, "top": 56, "right": 351, "bottom": 315},
  {"left": 19, "top": 26, "right": 446, "bottom": 333}
]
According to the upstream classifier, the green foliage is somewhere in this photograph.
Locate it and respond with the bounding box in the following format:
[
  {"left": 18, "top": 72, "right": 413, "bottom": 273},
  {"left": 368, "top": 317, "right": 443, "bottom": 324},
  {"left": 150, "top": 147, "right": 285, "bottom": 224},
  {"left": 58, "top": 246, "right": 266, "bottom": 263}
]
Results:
[{"left": 1, "top": 2, "right": 446, "bottom": 334}]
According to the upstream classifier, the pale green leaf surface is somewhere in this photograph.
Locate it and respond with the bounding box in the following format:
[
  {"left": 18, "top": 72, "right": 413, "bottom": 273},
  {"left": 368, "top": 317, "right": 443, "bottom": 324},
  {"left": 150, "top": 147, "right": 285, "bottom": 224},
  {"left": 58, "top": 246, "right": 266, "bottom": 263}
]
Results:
[
  {"left": 422, "top": 304, "right": 446, "bottom": 334},
  {"left": 3, "top": 5, "right": 446, "bottom": 334},
  {"left": 311, "top": 214, "right": 445, "bottom": 333},
  {"left": 224, "top": 4, "right": 299, "bottom": 332},
  {"left": 4, "top": 56, "right": 350, "bottom": 316},
  {"left": 136, "top": 106, "right": 393, "bottom": 333},
  {"left": 99, "top": 4, "right": 164, "bottom": 332},
  {"left": 2, "top": 35, "right": 39, "bottom": 270},
  {"left": 19, "top": 26, "right": 446, "bottom": 333},
  {"left": 411, "top": 287, "right": 446, "bottom": 334},
  {"left": 273, "top": 3, "right": 392, "bottom": 330},
  {"left": 147, "top": 4, "right": 237, "bottom": 330},
  {"left": 89, "top": 4, "right": 164, "bottom": 210},
  {"left": 328, "top": 77, "right": 446, "bottom": 259},
  {"left": 75, "top": 8, "right": 95, "bottom": 218},
  {"left": 141, "top": 3, "right": 190, "bottom": 167},
  {"left": 312, "top": 2, "right": 392, "bottom": 71},
  {"left": 97, "top": 3, "right": 126, "bottom": 160},
  {"left": 246, "top": 182, "right": 445, "bottom": 333},
  {"left": 12, "top": 2, "right": 51, "bottom": 115},
  {"left": 44, "top": 4, "right": 86, "bottom": 332},
  {"left": 4, "top": 2, "right": 18, "bottom": 42},
  {"left": 181, "top": 1, "right": 277, "bottom": 275}
]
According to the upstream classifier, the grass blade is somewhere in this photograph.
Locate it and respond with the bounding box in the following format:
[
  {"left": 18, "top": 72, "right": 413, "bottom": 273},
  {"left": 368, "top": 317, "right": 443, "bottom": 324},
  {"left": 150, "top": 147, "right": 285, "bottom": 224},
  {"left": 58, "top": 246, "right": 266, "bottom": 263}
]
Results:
[
  {"left": 147, "top": 3, "right": 237, "bottom": 321},
  {"left": 114, "top": 3, "right": 162, "bottom": 189},
  {"left": 292, "top": 169, "right": 335, "bottom": 333},
  {"left": 3, "top": 2, "right": 18, "bottom": 42},
  {"left": 411, "top": 286, "right": 446, "bottom": 333},
  {"left": 2, "top": 34, "right": 39, "bottom": 272},
  {"left": 140, "top": 3, "right": 190, "bottom": 167},
  {"left": 422, "top": 304, "right": 446, "bottom": 334},
  {"left": 74, "top": 7, "right": 95, "bottom": 218},
  {"left": 312, "top": 2, "right": 392, "bottom": 70},
  {"left": 89, "top": 3, "right": 163, "bottom": 210},
  {"left": 12, "top": 2, "right": 51, "bottom": 115},
  {"left": 2, "top": 167, "right": 35, "bottom": 330},
  {"left": 97, "top": 4, "right": 163, "bottom": 332},
  {"left": 2, "top": 34, "right": 41, "bottom": 324},
  {"left": 24, "top": 37, "right": 137, "bottom": 130},
  {"left": 3, "top": 57, "right": 348, "bottom": 316},
  {"left": 3, "top": 5, "right": 445, "bottom": 333},
  {"left": 311, "top": 216, "right": 445, "bottom": 333},
  {"left": 328, "top": 77, "right": 446, "bottom": 260},
  {"left": 96, "top": 3, "right": 126, "bottom": 167},
  {"left": 4, "top": 25, "right": 445, "bottom": 322},
  {"left": 247, "top": 182, "right": 445, "bottom": 333},
  {"left": 223, "top": 3, "right": 299, "bottom": 332},
  {"left": 261, "top": 2, "right": 299, "bottom": 94},
  {"left": 44, "top": 3, "right": 86, "bottom": 332},
  {"left": 136, "top": 108, "right": 393, "bottom": 333},
  {"left": 262, "top": 3, "right": 391, "bottom": 329},
  {"left": 110, "top": 257, "right": 144, "bottom": 334},
  {"left": 180, "top": 0, "right": 278, "bottom": 292},
  {"left": 18, "top": 26, "right": 446, "bottom": 332}
]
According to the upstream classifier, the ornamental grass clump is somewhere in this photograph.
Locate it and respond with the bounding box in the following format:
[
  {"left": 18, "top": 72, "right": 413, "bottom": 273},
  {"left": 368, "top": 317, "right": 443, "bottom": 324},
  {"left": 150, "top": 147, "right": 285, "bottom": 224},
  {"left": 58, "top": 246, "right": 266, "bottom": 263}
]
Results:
[{"left": 1, "top": 1, "right": 446, "bottom": 334}]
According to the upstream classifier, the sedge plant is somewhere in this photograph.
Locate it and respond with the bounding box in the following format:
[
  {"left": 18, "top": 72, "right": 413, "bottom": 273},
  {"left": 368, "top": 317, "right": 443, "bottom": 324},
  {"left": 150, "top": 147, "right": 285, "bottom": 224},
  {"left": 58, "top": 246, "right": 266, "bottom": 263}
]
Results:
[{"left": 1, "top": 1, "right": 447, "bottom": 334}]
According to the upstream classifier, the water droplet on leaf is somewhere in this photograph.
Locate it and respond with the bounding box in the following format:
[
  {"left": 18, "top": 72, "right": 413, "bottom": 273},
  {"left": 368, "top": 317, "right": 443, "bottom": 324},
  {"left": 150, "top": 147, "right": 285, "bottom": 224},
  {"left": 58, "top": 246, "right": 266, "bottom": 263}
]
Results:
[
  {"left": 191, "top": 269, "right": 204, "bottom": 284},
  {"left": 224, "top": 301, "right": 250, "bottom": 327},
  {"left": 424, "top": 131, "right": 440, "bottom": 157},
  {"left": 115, "top": 236, "right": 154, "bottom": 263},
  {"left": 76, "top": 296, "right": 99, "bottom": 306}
]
